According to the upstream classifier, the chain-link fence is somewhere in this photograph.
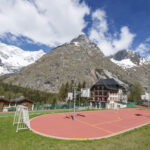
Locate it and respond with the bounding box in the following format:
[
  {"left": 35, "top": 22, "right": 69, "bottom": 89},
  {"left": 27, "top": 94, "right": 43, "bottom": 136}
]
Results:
[
  {"left": 0, "top": 101, "right": 138, "bottom": 112},
  {"left": 0, "top": 107, "right": 3, "bottom": 112},
  {"left": 33, "top": 102, "right": 90, "bottom": 111}
]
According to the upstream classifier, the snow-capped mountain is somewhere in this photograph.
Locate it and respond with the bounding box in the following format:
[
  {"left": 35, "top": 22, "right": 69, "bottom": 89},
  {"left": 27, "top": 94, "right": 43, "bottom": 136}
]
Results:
[
  {"left": 0, "top": 42, "right": 45, "bottom": 75},
  {"left": 109, "top": 49, "right": 149, "bottom": 69},
  {"left": 3, "top": 34, "right": 130, "bottom": 93}
]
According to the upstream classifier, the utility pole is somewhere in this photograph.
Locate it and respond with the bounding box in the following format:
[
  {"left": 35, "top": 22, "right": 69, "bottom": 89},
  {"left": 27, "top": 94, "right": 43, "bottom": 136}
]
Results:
[
  {"left": 99, "top": 97, "right": 101, "bottom": 109},
  {"left": 72, "top": 87, "right": 89, "bottom": 120},
  {"left": 148, "top": 93, "right": 150, "bottom": 109},
  {"left": 73, "top": 87, "right": 77, "bottom": 120},
  {"left": 98, "top": 97, "right": 101, "bottom": 109},
  {"left": 79, "top": 96, "right": 80, "bottom": 108}
]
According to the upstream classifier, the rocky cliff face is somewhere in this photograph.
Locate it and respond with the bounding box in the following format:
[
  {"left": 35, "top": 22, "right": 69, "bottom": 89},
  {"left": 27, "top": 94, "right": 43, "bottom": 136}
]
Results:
[
  {"left": 3, "top": 35, "right": 131, "bottom": 93},
  {"left": 127, "top": 63, "right": 150, "bottom": 89}
]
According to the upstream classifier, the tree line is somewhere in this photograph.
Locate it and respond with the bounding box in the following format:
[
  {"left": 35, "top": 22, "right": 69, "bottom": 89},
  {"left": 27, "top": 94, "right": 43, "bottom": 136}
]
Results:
[
  {"left": 0, "top": 79, "right": 146, "bottom": 105},
  {"left": 0, "top": 81, "right": 87, "bottom": 104}
]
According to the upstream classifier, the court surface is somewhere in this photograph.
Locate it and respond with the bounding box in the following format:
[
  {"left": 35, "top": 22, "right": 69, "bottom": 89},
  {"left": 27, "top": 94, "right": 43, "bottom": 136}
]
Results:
[{"left": 30, "top": 108, "right": 150, "bottom": 140}]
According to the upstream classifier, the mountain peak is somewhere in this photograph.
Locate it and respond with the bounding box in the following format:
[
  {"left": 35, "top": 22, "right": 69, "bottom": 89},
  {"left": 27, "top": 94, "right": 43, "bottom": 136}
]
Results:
[
  {"left": 109, "top": 49, "right": 149, "bottom": 69},
  {"left": 109, "top": 49, "right": 138, "bottom": 61},
  {"left": 71, "top": 34, "right": 90, "bottom": 43}
]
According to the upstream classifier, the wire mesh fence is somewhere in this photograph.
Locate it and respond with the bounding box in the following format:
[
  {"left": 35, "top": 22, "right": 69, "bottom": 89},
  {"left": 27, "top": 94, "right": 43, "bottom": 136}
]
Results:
[
  {"left": 33, "top": 102, "right": 91, "bottom": 111},
  {"left": 0, "top": 101, "right": 138, "bottom": 112}
]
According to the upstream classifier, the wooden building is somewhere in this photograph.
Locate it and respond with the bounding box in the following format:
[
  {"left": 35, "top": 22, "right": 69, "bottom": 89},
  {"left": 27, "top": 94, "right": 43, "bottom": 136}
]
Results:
[
  {"left": 0, "top": 97, "right": 9, "bottom": 111},
  {"left": 9, "top": 97, "right": 33, "bottom": 111},
  {"left": 91, "top": 78, "right": 127, "bottom": 108},
  {"left": 0, "top": 96, "right": 33, "bottom": 112}
]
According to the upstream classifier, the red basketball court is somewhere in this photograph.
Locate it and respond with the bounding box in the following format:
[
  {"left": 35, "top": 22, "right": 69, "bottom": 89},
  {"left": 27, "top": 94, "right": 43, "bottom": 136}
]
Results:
[{"left": 30, "top": 108, "right": 150, "bottom": 140}]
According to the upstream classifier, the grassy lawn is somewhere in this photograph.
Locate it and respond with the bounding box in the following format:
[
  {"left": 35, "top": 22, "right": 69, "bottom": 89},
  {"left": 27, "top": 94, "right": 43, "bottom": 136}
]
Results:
[{"left": 0, "top": 109, "right": 150, "bottom": 150}]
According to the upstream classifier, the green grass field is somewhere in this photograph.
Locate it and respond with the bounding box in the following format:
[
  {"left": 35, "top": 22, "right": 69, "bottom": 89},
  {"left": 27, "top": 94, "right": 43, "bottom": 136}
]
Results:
[{"left": 1, "top": 109, "right": 150, "bottom": 150}]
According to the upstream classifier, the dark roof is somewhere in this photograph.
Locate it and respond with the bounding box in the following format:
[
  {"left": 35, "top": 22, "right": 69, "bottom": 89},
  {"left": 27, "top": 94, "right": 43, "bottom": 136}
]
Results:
[
  {"left": 9, "top": 97, "right": 33, "bottom": 103},
  {"left": 0, "top": 97, "right": 9, "bottom": 102},
  {"left": 91, "top": 78, "right": 123, "bottom": 91},
  {"left": 0, "top": 96, "right": 33, "bottom": 103}
]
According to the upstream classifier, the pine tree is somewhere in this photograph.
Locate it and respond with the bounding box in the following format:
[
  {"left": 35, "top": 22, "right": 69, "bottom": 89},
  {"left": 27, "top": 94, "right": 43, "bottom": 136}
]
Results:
[
  {"left": 58, "top": 84, "right": 66, "bottom": 101},
  {"left": 77, "top": 82, "right": 82, "bottom": 91},
  {"left": 82, "top": 81, "right": 86, "bottom": 88}
]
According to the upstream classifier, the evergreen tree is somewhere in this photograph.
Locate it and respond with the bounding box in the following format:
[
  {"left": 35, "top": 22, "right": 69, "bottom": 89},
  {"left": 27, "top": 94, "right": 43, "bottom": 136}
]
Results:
[
  {"left": 58, "top": 84, "right": 66, "bottom": 101},
  {"left": 82, "top": 81, "right": 86, "bottom": 88},
  {"left": 77, "top": 82, "right": 82, "bottom": 91},
  {"left": 128, "top": 81, "right": 143, "bottom": 103}
]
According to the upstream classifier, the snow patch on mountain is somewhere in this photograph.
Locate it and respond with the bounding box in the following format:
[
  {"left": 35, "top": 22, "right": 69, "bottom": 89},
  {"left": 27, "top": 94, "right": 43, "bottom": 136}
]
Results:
[
  {"left": 73, "top": 42, "right": 80, "bottom": 47},
  {"left": 109, "top": 49, "right": 150, "bottom": 69},
  {"left": 0, "top": 42, "right": 45, "bottom": 75},
  {"left": 111, "top": 58, "right": 137, "bottom": 69}
]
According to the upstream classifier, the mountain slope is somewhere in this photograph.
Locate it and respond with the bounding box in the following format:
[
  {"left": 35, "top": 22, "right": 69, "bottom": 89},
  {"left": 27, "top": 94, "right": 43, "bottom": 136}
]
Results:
[
  {"left": 108, "top": 49, "right": 150, "bottom": 89},
  {"left": 3, "top": 35, "right": 134, "bottom": 93},
  {"left": 0, "top": 43, "right": 45, "bottom": 75}
]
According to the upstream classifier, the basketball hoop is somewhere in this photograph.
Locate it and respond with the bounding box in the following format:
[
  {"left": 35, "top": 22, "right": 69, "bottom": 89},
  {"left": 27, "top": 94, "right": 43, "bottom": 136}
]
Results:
[{"left": 81, "top": 88, "right": 90, "bottom": 98}]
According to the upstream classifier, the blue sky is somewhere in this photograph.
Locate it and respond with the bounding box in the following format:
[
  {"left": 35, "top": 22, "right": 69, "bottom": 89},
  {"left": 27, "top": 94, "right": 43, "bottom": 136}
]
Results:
[
  {"left": 84, "top": 0, "right": 150, "bottom": 48},
  {"left": 0, "top": 0, "right": 150, "bottom": 58}
]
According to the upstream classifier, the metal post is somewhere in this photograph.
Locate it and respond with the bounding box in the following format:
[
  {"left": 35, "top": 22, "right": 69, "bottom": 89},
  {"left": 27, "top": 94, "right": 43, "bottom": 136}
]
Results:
[
  {"left": 98, "top": 97, "right": 100, "bottom": 109},
  {"left": 73, "top": 87, "right": 77, "bottom": 120},
  {"left": 79, "top": 97, "right": 80, "bottom": 108},
  {"left": 99, "top": 98, "right": 101, "bottom": 109},
  {"left": 148, "top": 93, "right": 150, "bottom": 109}
]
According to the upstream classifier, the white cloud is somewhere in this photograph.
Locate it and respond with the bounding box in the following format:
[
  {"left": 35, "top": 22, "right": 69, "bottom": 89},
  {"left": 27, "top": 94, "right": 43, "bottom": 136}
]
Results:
[
  {"left": 113, "top": 27, "right": 135, "bottom": 51},
  {"left": 135, "top": 41, "right": 150, "bottom": 60},
  {"left": 0, "top": 33, "right": 17, "bottom": 42},
  {"left": 92, "top": 9, "right": 108, "bottom": 33},
  {"left": 89, "top": 9, "right": 136, "bottom": 56},
  {"left": 146, "top": 37, "right": 150, "bottom": 42},
  {"left": 0, "top": 0, "right": 90, "bottom": 47}
]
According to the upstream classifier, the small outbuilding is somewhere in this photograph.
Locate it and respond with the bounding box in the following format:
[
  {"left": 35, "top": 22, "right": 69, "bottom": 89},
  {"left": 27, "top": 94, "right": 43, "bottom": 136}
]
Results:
[
  {"left": 9, "top": 97, "right": 33, "bottom": 111},
  {"left": 0, "top": 96, "right": 33, "bottom": 112},
  {"left": 0, "top": 97, "right": 9, "bottom": 111}
]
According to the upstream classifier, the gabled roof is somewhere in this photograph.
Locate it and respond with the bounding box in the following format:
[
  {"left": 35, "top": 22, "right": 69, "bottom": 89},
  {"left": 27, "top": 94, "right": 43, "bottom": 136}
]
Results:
[
  {"left": 0, "top": 96, "right": 33, "bottom": 103},
  {"left": 94, "top": 78, "right": 121, "bottom": 86},
  {"left": 9, "top": 97, "right": 33, "bottom": 103},
  {"left": 91, "top": 78, "right": 123, "bottom": 91},
  {"left": 0, "top": 96, "right": 9, "bottom": 102}
]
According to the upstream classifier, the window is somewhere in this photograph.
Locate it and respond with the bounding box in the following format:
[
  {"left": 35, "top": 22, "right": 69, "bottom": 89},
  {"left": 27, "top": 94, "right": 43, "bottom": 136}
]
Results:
[
  {"left": 95, "top": 91, "right": 98, "bottom": 95},
  {"left": 104, "top": 92, "right": 107, "bottom": 95},
  {"left": 10, "top": 103, "right": 15, "bottom": 106},
  {"left": 99, "top": 92, "right": 102, "bottom": 95},
  {"left": 4, "top": 102, "right": 9, "bottom": 106},
  {"left": 95, "top": 97, "right": 98, "bottom": 101}
]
